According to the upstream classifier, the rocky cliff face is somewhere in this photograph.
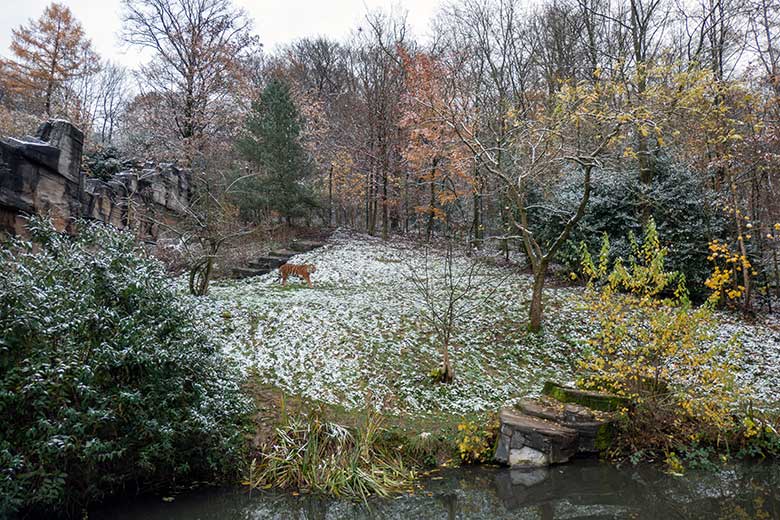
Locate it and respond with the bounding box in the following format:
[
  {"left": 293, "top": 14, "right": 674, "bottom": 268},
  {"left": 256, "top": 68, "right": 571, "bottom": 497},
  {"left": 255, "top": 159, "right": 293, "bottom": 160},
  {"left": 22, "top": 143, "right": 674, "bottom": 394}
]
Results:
[{"left": 0, "top": 120, "right": 191, "bottom": 239}]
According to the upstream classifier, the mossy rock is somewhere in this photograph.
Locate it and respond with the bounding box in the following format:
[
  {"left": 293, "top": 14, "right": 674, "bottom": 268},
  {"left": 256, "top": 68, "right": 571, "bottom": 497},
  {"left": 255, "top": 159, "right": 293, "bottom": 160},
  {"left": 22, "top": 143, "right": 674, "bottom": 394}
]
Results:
[
  {"left": 542, "top": 382, "right": 629, "bottom": 412},
  {"left": 593, "top": 421, "right": 615, "bottom": 451}
]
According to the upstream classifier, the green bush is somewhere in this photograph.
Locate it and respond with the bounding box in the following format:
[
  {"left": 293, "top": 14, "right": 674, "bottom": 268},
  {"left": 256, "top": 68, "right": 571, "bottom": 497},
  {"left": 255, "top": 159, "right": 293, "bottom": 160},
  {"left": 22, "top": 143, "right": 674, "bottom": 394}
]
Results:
[
  {"left": 530, "top": 157, "right": 726, "bottom": 298},
  {"left": 0, "top": 218, "right": 250, "bottom": 516},
  {"left": 84, "top": 145, "right": 124, "bottom": 181}
]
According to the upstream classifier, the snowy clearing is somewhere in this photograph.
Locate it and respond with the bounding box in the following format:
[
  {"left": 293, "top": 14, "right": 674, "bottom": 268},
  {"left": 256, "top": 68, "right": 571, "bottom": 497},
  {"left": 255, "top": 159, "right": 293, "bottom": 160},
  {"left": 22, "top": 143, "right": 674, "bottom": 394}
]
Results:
[{"left": 205, "top": 229, "right": 780, "bottom": 415}]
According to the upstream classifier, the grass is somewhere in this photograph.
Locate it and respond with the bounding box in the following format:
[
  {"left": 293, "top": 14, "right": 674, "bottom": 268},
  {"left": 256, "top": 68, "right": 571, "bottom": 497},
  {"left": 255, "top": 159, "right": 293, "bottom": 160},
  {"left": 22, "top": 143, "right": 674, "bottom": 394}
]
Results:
[
  {"left": 206, "top": 228, "right": 778, "bottom": 419},
  {"left": 201, "top": 229, "right": 780, "bottom": 497},
  {"left": 243, "top": 380, "right": 491, "bottom": 500},
  {"left": 246, "top": 408, "right": 413, "bottom": 501},
  {"left": 208, "top": 233, "right": 587, "bottom": 416},
  {"left": 209, "top": 230, "right": 778, "bottom": 414}
]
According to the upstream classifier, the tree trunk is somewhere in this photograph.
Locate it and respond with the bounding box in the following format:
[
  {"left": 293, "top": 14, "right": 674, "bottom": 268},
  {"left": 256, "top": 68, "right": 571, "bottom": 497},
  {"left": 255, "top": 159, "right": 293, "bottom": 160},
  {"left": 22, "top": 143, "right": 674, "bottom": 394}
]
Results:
[
  {"left": 441, "top": 337, "right": 454, "bottom": 383},
  {"left": 403, "top": 169, "right": 410, "bottom": 234},
  {"left": 188, "top": 255, "right": 214, "bottom": 296},
  {"left": 472, "top": 181, "right": 481, "bottom": 249},
  {"left": 529, "top": 262, "right": 547, "bottom": 333},
  {"left": 426, "top": 158, "right": 438, "bottom": 241},
  {"left": 381, "top": 167, "right": 389, "bottom": 240},
  {"left": 328, "top": 163, "right": 333, "bottom": 227},
  {"left": 427, "top": 179, "right": 435, "bottom": 241},
  {"left": 201, "top": 256, "right": 213, "bottom": 295},
  {"left": 365, "top": 162, "right": 373, "bottom": 234},
  {"left": 773, "top": 246, "right": 780, "bottom": 301},
  {"left": 729, "top": 179, "right": 751, "bottom": 311}
]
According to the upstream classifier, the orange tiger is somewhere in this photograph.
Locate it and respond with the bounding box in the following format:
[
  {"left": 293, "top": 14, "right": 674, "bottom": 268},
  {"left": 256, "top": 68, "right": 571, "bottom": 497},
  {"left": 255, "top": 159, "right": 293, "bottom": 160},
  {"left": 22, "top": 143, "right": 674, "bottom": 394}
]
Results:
[{"left": 279, "top": 263, "right": 317, "bottom": 288}]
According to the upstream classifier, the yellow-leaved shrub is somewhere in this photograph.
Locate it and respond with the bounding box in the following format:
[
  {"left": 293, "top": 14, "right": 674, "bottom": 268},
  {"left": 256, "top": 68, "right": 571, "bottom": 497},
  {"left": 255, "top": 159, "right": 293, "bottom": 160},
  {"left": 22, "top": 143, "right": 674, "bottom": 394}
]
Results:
[
  {"left": 705, "top": 239, "right": 751, "bottom": 304},
  {"left": 579, "top": 218, "right": 744, "bottom": 452},
  {"left": 455, "top": 420, "right": 494, "bottom": 463}
]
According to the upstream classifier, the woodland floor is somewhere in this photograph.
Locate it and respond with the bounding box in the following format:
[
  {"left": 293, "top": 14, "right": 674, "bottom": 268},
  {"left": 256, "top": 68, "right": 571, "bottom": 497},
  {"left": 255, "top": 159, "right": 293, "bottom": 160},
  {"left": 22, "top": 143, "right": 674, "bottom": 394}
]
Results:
[{"left": 204, "top": 229, "right": 780, "bottom": 416}]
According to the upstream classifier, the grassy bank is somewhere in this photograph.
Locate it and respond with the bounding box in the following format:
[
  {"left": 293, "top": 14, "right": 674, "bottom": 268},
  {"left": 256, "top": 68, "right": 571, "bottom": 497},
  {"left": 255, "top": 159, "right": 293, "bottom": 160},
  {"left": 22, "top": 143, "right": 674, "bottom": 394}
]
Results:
[
  {"left": 243, "top": 380, "right": 497, "bottom": 500},
  {"left": 208, "top": 229, "right": 779, "bottom": 414},
  {"left": 201, "top": 229, "right": 780, "bottom": 495}
]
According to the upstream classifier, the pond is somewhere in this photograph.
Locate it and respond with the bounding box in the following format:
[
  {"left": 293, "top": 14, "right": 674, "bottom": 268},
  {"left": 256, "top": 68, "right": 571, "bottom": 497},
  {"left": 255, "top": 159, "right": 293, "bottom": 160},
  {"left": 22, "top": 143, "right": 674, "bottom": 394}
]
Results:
[{"left": 93, "top": 459, "right": 779, "bottom": 519}]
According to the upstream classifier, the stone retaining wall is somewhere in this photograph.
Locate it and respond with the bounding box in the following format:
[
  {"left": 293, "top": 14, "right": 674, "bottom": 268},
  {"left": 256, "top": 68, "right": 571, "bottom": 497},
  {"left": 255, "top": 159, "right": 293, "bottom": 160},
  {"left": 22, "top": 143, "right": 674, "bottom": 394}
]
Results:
[{"left": 0, "top": 119, "right": 190, "bottom": 239}]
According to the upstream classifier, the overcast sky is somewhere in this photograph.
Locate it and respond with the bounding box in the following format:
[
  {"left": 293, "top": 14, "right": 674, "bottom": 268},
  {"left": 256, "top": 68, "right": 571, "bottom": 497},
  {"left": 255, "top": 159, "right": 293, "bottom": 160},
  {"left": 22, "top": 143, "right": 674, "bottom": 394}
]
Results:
[{"left": 0, "top": 0, "right": 443, "bottom": 67}]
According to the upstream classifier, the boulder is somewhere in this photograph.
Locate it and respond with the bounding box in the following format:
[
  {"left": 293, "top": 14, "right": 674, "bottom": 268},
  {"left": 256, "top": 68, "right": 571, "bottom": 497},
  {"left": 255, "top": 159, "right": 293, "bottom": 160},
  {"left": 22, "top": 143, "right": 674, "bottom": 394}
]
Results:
[
  {"left": 0, "top": 132, "right": 82, "bottom": 233},
  {"left": 35, "top": 120, "right": 83, "bottom": 185},
  {"left": 509, "top": 446, "right": 549, "bottom": 467},
  {"left": 496, "top": 408, "right": 578, "bottom": 467}
]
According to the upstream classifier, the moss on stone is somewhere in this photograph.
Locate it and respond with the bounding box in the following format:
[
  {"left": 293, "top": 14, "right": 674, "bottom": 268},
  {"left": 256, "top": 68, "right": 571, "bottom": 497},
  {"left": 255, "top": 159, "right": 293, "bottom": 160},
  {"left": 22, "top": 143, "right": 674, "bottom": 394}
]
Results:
[
  {"left": 542, "top": 381, "right": 628, "bottom": 412},
  {"left": 594, "top": 422, "right": 614, "bottom": 451}
]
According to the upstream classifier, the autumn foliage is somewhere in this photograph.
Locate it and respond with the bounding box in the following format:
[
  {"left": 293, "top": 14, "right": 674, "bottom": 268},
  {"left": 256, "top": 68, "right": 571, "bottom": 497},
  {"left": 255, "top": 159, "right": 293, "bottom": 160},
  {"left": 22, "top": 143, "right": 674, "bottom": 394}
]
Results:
[
  {"left": 1, "top": 3, "right": 99, "bottom": 118},
  {"left": 580, "top": 220, "right": 744, "bottom": 452}
]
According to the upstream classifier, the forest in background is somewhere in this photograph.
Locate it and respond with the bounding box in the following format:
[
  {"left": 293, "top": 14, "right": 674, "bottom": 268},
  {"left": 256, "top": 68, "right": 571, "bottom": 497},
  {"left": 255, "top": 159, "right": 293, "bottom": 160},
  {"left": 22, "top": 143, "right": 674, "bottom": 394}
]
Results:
[
  {"left": 4, "top": 1, "right": 780, "bottom": 515},
  {"left": 1, "top": 0, "right": 780, "bottom": 321}
]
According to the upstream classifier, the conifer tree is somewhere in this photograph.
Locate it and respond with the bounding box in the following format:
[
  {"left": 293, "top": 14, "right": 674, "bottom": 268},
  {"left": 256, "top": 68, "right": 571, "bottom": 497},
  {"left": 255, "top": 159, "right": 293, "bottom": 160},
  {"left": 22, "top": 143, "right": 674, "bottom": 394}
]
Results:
[
  {"left": 238, "top": 78, "right": 317, "bottom": 224},
  {"left": 1, "top": 2, "right": 99, "bottom": 116}
]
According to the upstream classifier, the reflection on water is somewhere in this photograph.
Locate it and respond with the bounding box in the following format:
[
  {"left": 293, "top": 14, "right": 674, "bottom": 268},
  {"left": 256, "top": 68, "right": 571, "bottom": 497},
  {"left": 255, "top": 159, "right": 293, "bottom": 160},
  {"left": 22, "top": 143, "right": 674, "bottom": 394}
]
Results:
[{"left": 92, "top": 459, "right": 779, "bottom": 519}]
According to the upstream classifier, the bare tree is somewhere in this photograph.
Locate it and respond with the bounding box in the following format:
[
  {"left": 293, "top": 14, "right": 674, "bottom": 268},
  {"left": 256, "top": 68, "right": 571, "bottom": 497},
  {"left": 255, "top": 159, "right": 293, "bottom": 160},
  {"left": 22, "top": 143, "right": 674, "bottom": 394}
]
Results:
[
  {"left": 93, "top": 62, "right": 129, "bottom": 145},
  {"left": 121, "top": 0, "right": 258, "bottom": 159},
  {"left": 452, "top": 114, "right": 621, "bottom": 331},
  {"left": 673, "top": 0, "right": 746, "bottom": 79},
  {"left": 746, "top": 0, "right": 780, "bottom": 97},
  {"left": 350, "top": 10, "right": 408, "bottom": 240},
  {"left": 150, "top": 162, "right": 259, "bottom": 295},
  {"left": 408, "top": 241, "right": 505, "bottom": 383},
  {"left": 120, "top": 0, "right": 263, "bottom": 295}
]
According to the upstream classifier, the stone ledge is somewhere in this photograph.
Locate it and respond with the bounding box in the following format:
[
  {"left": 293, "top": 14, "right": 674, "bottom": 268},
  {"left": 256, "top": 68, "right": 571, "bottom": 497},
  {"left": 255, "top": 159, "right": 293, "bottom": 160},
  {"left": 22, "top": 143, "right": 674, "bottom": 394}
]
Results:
[
  {"left": 496, "top": 408, "right": 578, "bottom": 467},
  {"left": 542, "top": 381, "right": 629, "bottom": 412}
]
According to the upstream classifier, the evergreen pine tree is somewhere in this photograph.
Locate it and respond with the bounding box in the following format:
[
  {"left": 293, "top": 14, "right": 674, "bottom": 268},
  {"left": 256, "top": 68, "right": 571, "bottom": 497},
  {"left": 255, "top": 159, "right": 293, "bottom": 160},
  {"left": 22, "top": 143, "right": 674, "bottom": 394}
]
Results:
[{"left": 237, "top": 78, "right": 317, "bottom": 224}]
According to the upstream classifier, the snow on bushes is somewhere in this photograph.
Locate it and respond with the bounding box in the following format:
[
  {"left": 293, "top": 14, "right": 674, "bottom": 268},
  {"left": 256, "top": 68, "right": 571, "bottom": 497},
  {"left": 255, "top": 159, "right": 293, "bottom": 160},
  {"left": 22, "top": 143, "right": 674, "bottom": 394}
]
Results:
[{"left": 0, "top": 218, "right": 250, "bottom": 516}]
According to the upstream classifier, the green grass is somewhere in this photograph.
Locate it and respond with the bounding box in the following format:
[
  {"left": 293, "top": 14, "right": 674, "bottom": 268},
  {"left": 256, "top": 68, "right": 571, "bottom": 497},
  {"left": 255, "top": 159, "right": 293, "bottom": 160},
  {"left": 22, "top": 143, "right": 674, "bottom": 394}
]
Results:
[
  {"left": 209, "top": 232, "right": 777, "bottom": 418},
  {"left": 244, "top": 380, "right": 494, "bottom": 499}
]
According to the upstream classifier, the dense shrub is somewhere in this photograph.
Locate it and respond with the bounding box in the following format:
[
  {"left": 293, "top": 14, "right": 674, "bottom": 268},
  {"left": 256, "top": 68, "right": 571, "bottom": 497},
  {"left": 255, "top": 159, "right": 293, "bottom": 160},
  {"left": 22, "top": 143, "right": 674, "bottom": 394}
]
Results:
[
  {"left": 531, "top": 158, "right": 726, "bottom": 298},
  {"left": 84, "top": 146, "right": 124, "bottom": 180},
  {"left": 0, "top": 218, "right": 250, "bottom": 516},
  {"left": 579, "top": 220, "right": 743, "bottom": 454}
]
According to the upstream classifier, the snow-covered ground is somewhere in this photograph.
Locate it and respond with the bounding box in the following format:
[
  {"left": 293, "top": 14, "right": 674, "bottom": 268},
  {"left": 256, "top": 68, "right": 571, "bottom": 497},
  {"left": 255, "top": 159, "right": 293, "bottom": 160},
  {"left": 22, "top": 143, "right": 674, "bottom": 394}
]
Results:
[{"left": 205, "top": 229, "right": 780, "bottom": 415}]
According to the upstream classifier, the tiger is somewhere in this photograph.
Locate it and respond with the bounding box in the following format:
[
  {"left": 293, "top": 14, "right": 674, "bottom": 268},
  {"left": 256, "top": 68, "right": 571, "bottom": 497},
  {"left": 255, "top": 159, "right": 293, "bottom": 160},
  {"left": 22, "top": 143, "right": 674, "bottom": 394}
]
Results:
[{"left": 279, "top": 263, "right": 317, "bottom": 288}]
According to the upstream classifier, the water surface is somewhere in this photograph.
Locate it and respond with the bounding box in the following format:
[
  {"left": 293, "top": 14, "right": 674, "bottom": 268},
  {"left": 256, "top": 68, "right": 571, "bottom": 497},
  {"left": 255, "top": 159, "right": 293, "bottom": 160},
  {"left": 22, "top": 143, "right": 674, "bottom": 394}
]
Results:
[{"left": 92, "top": 459, "right": 780, "bottom": 519}]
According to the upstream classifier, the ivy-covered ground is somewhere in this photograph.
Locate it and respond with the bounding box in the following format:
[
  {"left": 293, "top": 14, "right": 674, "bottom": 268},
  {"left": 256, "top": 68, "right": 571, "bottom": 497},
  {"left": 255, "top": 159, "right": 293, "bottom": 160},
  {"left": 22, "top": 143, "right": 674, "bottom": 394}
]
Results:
[{"left": 206, "top": 229, "right": 780, "bottom": 415}]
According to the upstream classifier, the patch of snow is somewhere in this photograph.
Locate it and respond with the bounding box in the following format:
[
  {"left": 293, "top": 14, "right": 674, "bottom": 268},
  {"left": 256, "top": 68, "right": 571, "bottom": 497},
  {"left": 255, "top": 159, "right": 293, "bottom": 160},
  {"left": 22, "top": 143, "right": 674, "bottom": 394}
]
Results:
[{"left": 200, "top": 229, "right": 779, "bottom": 414}]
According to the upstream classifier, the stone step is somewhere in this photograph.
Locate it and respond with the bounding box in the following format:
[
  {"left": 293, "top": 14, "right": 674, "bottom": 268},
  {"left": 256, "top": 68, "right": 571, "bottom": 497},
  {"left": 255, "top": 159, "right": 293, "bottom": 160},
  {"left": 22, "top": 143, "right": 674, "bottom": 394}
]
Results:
[
  {"left": 542, "top": 381, "right": 629, "bottom": 412},
  {"left": 517, "top": 398, "right": 615, "bottom": 454},
  {"left": 232, "top": 266, "right": 271, "bottom": 279},
  {"left": 268, "top": 248, "right": 297, "bottom": 258},
  {"left": 290, "top": 239, "right": 325, "bottom": 252},
  {"left": 233, "top": 241, "right": 319, "bottom": 282},
  {"left": 495, "top": 408, "right": 578, "bottom": 468},
  {"left": 517, "top": 398, "right": 562, "bottom": 423},
  {"left": 497, "top": 391, "right": 620, "bottom": 467},
  {"left": 249, "top": 256, "right": 289, "bottom": 270}
]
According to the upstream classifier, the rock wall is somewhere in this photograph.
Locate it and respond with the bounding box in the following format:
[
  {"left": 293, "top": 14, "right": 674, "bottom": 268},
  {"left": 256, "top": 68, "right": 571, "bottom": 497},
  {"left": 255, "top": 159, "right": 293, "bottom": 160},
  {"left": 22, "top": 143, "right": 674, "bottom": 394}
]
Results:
[{"left": 0, "top": 120, "right": 191, "bottom": 239}]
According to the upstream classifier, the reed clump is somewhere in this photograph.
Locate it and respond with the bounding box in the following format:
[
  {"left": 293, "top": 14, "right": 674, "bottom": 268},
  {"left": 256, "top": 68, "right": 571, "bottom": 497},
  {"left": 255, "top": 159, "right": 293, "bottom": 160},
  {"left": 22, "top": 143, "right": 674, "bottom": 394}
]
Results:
[{"left": 247, "top": 407, "right": 415, "bottom": 501}]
